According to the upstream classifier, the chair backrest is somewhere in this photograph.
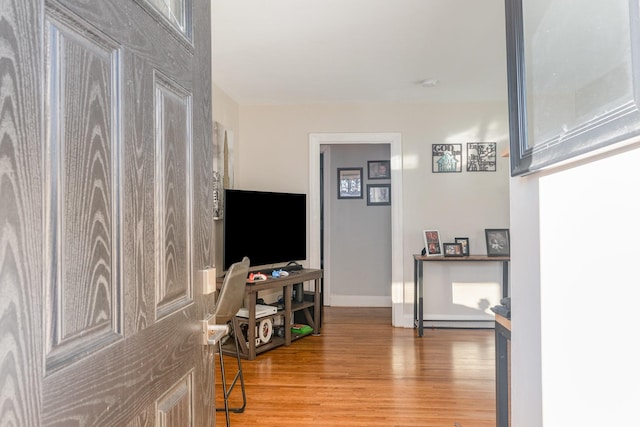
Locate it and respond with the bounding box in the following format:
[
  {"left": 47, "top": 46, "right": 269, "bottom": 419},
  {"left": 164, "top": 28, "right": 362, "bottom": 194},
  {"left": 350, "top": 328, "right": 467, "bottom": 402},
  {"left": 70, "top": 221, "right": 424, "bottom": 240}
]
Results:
[{"left": 212, "top": 256, "right": 250, "bottom": 325}]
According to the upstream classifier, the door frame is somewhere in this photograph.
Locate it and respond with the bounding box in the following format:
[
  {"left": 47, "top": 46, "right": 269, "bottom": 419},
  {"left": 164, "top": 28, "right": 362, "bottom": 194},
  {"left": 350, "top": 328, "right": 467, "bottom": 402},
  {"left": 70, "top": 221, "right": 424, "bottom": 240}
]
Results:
[{"left": 309, "top": 132, "right": 404, "bottom": 327}]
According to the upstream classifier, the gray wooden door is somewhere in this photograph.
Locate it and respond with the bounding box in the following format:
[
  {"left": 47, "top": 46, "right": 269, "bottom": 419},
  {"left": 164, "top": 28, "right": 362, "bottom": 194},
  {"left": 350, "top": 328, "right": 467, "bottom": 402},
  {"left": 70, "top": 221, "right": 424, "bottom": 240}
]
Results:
[{"left": 0, "top": 0, "right": 216, "bottom": 425}]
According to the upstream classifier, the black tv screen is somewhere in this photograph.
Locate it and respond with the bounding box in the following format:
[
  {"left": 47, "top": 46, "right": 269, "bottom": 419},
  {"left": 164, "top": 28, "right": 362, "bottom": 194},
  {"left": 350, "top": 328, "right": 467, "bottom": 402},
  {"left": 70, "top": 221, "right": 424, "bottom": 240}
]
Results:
[{"left": 223, "top": 189, "right": 307, "bottom": 271}]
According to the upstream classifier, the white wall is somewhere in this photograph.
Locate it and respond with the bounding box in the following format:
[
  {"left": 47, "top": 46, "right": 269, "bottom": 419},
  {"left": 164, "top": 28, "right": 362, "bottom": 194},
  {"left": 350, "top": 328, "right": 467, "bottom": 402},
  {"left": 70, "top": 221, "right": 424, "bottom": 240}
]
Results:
[
  {"left": 211, "top": 84, "right": 240, "bottom": 270},
  {"left": 510, "top": 142, "right": 640, "bottom": 427},
  {"left": 214, "top": 101, "right": 510, "bottom": 325}
]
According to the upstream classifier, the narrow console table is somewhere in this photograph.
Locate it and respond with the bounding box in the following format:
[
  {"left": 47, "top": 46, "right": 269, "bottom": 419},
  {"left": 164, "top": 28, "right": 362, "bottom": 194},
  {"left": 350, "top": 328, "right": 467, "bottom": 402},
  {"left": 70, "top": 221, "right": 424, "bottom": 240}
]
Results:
[
  {"left": 220, "top": 268, "right": 323, "bottom": 360},
  {"left": 413, "top": 254, "right": 510, "bottom": 337}
]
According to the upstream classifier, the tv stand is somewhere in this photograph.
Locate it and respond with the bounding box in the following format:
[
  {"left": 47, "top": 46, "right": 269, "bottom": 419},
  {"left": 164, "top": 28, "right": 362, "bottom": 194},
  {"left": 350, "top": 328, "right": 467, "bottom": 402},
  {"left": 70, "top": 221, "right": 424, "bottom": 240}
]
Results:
[{"left": 220, "top": 268, "right": 323, "bottom": 360}]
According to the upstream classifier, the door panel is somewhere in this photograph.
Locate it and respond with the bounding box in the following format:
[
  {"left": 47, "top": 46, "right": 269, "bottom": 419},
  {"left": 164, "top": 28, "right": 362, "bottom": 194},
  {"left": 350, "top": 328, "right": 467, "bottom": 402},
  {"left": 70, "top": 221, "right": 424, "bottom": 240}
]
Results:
[
  {"left": 0, "top": 1, "right": 44, "bottom": 426},
  {"left": 1, "top": 0, "right": 214, "bottom": 424},
  {"left": 154, "top": 71, "right": 193, "bottom": 320},
  {"left": 44, "top": 9, "right": 123, "bottom": 374}
]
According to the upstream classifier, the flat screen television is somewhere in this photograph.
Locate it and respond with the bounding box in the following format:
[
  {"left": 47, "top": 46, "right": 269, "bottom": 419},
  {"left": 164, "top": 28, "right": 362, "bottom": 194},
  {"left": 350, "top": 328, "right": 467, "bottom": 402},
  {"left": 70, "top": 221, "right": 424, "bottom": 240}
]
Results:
[{"left": 223, "top": 189, "right": 307, "bottom": 271}]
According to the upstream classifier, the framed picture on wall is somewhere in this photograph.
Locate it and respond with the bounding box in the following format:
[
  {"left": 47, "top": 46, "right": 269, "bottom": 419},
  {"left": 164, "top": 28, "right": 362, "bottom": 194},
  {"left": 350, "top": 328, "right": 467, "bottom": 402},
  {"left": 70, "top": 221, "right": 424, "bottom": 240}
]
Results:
[
  {"left": 337, "top": 168, "right": 363, "bottom": 199},
  {"left": 432, "top": 144, "right": 462, "bottom": 173},
  {"left": 467, "top": 142, "right": 497, "bottom": 172},
  {"left": 485, "top": 229, "right": 510, "bottom": 257},
  {"left": 366, "top": 184, "right": 391, "bottom": 206},
  {"left": 423, "top": 230, "right": 442, "bottom": 257},
  {"left": 367, "top": 160, "right": 391, "bottom": 179}
]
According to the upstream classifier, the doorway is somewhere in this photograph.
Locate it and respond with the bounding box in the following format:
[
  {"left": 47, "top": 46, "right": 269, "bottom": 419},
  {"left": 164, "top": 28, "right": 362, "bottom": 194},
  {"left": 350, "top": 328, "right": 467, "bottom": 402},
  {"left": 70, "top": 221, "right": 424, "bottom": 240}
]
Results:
[{"left": 309, "top": 133, "right": 404, "bottom": 326}]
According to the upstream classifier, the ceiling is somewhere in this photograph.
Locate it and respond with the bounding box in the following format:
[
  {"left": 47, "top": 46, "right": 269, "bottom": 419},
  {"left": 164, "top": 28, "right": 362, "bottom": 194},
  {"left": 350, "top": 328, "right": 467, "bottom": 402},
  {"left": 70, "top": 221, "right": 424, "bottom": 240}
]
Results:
[{"left": 211, "top": 0, "right": 509, "bottom": 106}]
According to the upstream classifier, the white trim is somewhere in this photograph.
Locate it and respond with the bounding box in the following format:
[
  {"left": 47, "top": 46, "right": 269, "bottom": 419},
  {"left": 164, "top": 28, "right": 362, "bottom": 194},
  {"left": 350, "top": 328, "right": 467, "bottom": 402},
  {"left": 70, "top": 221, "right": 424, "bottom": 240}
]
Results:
[
  {"left": 330, "top": 295, "right": 392, "bottom": 307},
  {"left": 309, "top": 132, "right": 404, "bottom": 327}
]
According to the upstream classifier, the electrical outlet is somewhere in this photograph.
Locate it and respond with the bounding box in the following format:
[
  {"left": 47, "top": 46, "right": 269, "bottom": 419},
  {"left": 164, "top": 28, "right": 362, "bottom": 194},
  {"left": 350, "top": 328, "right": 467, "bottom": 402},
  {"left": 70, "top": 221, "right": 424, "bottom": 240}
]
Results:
[{"left": 200, "top": 267, "right": 217, "bottom": 295}]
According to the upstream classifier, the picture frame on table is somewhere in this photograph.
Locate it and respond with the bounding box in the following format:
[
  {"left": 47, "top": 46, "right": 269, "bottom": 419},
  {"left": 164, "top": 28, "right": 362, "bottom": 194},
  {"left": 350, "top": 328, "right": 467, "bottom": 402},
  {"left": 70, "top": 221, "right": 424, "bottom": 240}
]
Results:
[
  {"left": 485, "top": 229, "right": 510, "bottom": 257},
  {"left": 367, "top": 160, "right": 391, "bottom": 179},
  {"left": 454, "top": 237, "right": 470, "bottom": 256},
  {"left": 366, "top": 184, "right": 391, "bottom": 206},
  {"left": 337, "top": 168, "right": 363, "bottom": 199},
  {"left": 443, "top": 243, "right": 464, "bottom": 257},
  {"left": 423, "top": 230, "right": 442, "bottom": 257}
]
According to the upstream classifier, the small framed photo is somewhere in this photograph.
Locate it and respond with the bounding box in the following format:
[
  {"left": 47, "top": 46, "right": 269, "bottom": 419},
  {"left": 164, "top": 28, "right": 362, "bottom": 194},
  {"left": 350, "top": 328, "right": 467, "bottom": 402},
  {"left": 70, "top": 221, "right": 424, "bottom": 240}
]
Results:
[
  {"left": 367, "top": 184, "right": 391, "bottom": 206},
  {"left": 337, "top": 168, "right": 363, "bottom": 199},
  {"left": 454, "top": 237, "right": 470, "bottom": 256},
  {"left": 423, "top": 230, "right": 442, "bottom": 257},
  {"left": 485, "top": 229, "right": 510, "bottom": 257},
  {"left": 443, "top": 243, "right": 464, "bottom": 257},
  {"left": 367, "top": 160, "right": 391, "bottom": 179}
]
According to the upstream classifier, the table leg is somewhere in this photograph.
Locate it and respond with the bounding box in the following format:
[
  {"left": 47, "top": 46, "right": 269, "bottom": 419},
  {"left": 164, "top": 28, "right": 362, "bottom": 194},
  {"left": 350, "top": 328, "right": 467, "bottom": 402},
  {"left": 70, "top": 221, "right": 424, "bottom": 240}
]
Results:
[
  {"left": 247, "top": 296, "right": 257, "bottom": 360},
  {"left": 284, "top": 284, "right": 292, "bottom": 346},
  {"left": 418, "top": 260, "right": 424, "bottom": 337},
  {"left": 313, "top": 278, "right": 321, "bottom": 335},
  {"left": 413, "top": 258, "right": 418, "bottom": 329},
  {"left": 502, "top": 261, "right": 509, "bottom": 298}
]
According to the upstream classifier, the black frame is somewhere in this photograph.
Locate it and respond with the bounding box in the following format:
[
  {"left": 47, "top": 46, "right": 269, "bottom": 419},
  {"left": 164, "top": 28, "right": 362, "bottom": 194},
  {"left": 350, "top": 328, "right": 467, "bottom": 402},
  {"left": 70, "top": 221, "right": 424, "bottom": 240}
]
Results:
[
  {"left": 467, "top": 143, "right": 497, "bottom": 172},
  {"left": 366, "top": 184, "right": 391, "bottom": 206},
  {"left": 432, "top": 144, "right": 462, "bottom": 173},
  {"left": 367, "top": 160, "right": 391, "bottom": 179},
  {"left": 485, "top": 229, "right": 510, "bottom": 257},
  {"left": 443, "top": 243, "right": 464, "bottom": 257},
  {"left": 454, "top": 237, "right": 470, "bottom": 256},
  {"left": 337, "top": 168, "right": 363, "bottom": 199},
  {"left": 505, "top": 0, "right": 640, "bottom": 176}
]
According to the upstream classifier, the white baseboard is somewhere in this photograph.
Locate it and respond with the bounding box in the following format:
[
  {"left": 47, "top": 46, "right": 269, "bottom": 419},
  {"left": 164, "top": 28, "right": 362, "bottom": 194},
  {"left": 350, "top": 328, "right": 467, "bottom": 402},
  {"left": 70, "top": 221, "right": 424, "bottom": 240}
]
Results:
[
  {"left": 328, "top": 295, "right": 392, "bottom": 307},
  {"left": 401, "top": 313, "right": 496, "bottom": 329},
  {"left": 422, "top": 320, "right": 494, "bottom": 329}
]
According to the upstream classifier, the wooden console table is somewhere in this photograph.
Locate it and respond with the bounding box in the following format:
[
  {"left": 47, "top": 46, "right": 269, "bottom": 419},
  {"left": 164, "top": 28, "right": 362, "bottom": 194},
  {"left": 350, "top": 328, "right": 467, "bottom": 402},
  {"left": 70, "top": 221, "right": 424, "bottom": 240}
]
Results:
[
  {"left": 413, "top": 254, "right": 510, "bottom": 337},
  {"left": 220, "top": 268, "right": 323, "bottom": 360}
]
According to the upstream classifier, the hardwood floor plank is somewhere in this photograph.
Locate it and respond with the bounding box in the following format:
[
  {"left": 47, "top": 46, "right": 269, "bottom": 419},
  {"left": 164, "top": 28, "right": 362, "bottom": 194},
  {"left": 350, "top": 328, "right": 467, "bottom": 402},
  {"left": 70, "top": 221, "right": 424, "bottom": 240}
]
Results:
[{"left": 216, "top": 307, "right": 495, "bottom": 426}]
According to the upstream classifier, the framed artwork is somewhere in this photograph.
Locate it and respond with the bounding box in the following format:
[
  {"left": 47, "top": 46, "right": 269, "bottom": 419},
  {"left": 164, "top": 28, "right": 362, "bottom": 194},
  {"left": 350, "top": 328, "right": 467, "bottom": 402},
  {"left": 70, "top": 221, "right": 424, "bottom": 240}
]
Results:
[
  {"left": 367, "top": 184, "right": 391, "bottom": 206},
  {"left": 367, "top": 160, "right": 391, "bottom": 179},
  {"left": 505, "top": 0, "right": 640, "bottom": 176},
  {"left": 422, "top": 230, "right": 442, "bottom": 257},
  {"left": 467, "top": 142, "right": 497, "bottom": 172},
  {"left": 337, "top": 168, "right": 363, "bottom": 199},
  {"left": 485, "top": 229, "right": 510, "bottom": 257},
  {"left": 454, "top": 237, "right": 470, "bottom": 256},
  {"left": 432, "top": 144, "right": 462, "bottom": 173},
  {"left": 443, "top": 243, "right": 464, "bottom": 257}
]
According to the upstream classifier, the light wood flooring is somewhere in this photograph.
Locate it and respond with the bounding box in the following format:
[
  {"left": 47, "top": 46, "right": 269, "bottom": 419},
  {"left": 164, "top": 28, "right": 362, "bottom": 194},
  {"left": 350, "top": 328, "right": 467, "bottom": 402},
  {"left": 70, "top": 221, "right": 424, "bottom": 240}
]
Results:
[{"left": 216, "top": 307, "right": 496, "bottom": 427}]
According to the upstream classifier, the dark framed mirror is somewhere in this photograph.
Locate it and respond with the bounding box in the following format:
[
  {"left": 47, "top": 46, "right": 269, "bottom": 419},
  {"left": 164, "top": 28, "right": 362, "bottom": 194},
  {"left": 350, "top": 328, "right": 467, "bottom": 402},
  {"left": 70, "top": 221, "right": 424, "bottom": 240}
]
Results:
[{"left": 505, "top": 0, "right": 640, "bottom": 176}]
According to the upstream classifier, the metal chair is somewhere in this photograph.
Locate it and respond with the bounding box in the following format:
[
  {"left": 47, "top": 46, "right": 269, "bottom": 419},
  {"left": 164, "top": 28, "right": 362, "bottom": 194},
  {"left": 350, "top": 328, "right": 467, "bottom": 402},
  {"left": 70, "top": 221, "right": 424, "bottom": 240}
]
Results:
[{"left": 209, "top": 256, "right": 250, "bottom": 426}]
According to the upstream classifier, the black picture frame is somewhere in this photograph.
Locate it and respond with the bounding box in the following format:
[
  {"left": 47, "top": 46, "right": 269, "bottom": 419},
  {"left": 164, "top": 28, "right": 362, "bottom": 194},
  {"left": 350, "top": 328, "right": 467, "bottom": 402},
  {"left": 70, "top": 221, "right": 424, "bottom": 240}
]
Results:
[
  {"left": 432, "top": 144, "right": 462, "bottom": 173},
  {"left": 454, "top": 237, "right": 470, "bottom": 256},
  {"left": 366, "top": 184, "right": 391, "bottom": 206},
  {"left": 367, "top": 160, "right": 391, "bottom": 179},
  {"left": 443, "top": 243, "right": 464, "bottom": 257},
  {"left": 337, "top": 168, "right": 363, "bottom": 199},
  {"left": 505, "top": 0, "right": 640, "bottom": 176},
  {"left": 485, "top": 229, "right": 510, "bottom": 257},
  {"left": 467, "top": 143, "right": 496, "bottom": 172}
]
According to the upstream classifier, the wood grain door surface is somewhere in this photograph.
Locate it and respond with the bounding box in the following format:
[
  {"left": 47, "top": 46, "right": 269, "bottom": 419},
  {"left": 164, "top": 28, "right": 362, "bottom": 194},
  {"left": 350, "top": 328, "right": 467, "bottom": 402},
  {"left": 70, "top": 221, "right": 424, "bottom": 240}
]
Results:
[{"left": 1, "top": 0, "right": 215, "bottom": 425}]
